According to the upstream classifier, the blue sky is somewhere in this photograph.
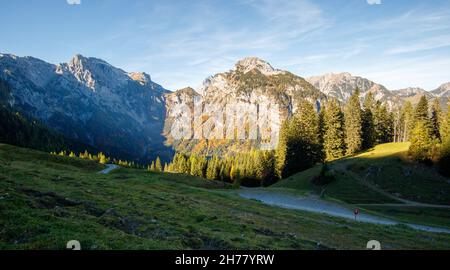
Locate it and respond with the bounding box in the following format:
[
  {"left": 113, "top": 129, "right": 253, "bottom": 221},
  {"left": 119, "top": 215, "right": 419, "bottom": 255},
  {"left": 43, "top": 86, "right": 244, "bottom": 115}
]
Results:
[{"left": 1, "top": 0, "right": 450, "bottom": 90}]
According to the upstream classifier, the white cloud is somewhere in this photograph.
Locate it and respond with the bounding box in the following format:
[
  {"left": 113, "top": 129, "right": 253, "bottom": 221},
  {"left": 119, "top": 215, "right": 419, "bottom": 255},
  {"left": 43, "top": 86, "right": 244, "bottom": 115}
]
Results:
[
  {"left": 386, "top": 36, "right": 450, "bottom": 55},
  {"left": 67, "top": 0, "right": 81, "bottom": 5},
  {"left": 367, "top": 0, "right": 381, "bottom": 5}
]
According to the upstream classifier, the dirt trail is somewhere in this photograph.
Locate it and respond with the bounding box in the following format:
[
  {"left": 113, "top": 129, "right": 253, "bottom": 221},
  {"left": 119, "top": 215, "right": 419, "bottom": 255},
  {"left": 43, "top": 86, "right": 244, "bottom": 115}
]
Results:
[
  {"left": 98, "top": 164, "right": 120, "bottom": 174},
  {"left": 238, "top": 188, "right": 450, "bottom": 234}
]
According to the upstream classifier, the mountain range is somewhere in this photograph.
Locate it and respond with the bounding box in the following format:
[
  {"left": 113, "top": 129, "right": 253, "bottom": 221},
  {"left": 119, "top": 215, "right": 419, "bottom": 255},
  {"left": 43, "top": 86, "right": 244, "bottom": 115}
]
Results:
[
  {"left": 0, "top": 53, "right": 171, "bottom": 162},
  {"left": 1, "top": 53, "right": 448, "bottom": 160}
]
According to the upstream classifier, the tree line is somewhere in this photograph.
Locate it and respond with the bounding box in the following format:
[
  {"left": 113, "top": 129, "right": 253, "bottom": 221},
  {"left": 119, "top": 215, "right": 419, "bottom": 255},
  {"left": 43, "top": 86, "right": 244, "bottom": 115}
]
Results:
[
  {"left": 407, "top": 96, "right": 450, "bottom": 176},
  {"left": 53, "top": 149, "right": 143, "bottom": 169},
  {"left": 163, "top": 90, "right": 450, "bottom": 186}
]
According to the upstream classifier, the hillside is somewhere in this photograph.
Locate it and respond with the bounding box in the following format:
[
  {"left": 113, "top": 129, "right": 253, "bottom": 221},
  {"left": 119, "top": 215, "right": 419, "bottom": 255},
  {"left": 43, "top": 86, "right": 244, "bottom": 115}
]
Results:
[
  {"left": 0, "top": 105, "right": 97, "bottom": 154},
  {"left": 0, "top": 54, "right": 171, "bottom": 163},
  {"left": 274, "top": 143, "right": 450, "bottom": 228},
  {"left": 1, "top": 144, "right": 450, "bottom": 250},
  {"left": 276, "top": 143, "right": 450, "bottom": 204}
]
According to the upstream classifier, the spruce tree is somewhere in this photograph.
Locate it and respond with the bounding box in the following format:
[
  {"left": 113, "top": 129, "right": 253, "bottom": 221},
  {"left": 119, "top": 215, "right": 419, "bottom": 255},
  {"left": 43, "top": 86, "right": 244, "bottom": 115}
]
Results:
[
  {"left": 206, "top": 156, "right": 220, "bottom": 180},
  {"left": 323, "top": 99, "right": 345, "bottom": 160},
  {"left": 99, "top": 152, "right": 107, "bottom": 164},
  {"left": 344, "top": 89, "right": 363, "bottom": 155},
  {"left": 431, "top": 98, "right": 442, "bottom": 141},
  {"left": 155, "top": 156, "right": 162, "bottom": 172},
  {"left": 439, "top": 102, "right": 450, "bottom": 176},
  {"left": 275, "top": 120, "right": 290, "bottom": 178},
  {"left": 150, "top": 161, "right": 156, "bottom": 171},
  {"left": 276, "top": 99, "right": 322, "bottom": 178},
  {"left": 362, "top": 92, "right": 375, "bottom": 149},
  {"left": 441, "top": 101, "right": 450, "bottom": 142},
  {"left": 415, "top": 96, "right": 430, "bottom": 123},
  {"left": 401, "top": 101, "right": 415, "bottom": 142},
  {"left": 255, "top": 151, "right": 277, "bottom": 186},
  {"left": 409, "top": 121, "right": 433, "bottom": 163},
  {"left": 373, "top": 102, "right": 393, "bottom": 144}
]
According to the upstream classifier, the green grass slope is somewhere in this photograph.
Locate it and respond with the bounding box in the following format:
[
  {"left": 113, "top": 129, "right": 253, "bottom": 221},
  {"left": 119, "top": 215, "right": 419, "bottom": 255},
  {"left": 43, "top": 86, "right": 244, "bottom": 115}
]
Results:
[
  {"left": 1, "top": 144, "right": 450, "bottom": 250},
  {"left": 276, "top": 143, "right": 450, "bottom": 205},
  {"left": 274, "top": 142, "right": 450, "bottom": 228}
]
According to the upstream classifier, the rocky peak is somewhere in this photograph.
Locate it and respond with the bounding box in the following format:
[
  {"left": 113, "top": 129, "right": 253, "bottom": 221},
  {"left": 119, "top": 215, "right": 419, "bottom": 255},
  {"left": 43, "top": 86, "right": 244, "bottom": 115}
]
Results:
[
  {"left": 235, "top": 57, "right": 283, "bottom": 76},
  {"left": 393, "top": 87, "right": 428, "bottom": 98},
  {"left": 64, "top": 54, "right": 129, "bottom": 90},
  {"left": 128, "top": 72, "right": 152, "bottom": 86},
  {"left": 432, "top": 82, "right": 450, "bottom": 97}
]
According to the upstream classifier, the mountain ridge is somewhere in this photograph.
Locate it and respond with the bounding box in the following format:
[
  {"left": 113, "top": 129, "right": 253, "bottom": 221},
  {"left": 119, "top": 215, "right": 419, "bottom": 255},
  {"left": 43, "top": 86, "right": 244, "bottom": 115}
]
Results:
[
  {"left": 1, "top": 52, "right": 449, "bottom": 159},
  {"left": 0, "top": 53, "right": 172, "bottom": 162}
]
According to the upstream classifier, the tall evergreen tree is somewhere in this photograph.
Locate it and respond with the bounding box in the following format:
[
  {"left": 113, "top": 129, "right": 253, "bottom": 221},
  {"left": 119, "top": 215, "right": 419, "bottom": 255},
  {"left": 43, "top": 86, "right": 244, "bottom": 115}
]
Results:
[
  {"left": 409, "top": 97, "right": 436, "bottom": 163},
  {"left": 206, "top": 156, "right": 220, "bottom": 180},
  {"left": 344, "top": 89, "right": 363, "bottom": 155},
  {"left": 150, "top": 161, "right": 156, "bottom": 171},
  {"left": 255, "top": 151, "right": 277, "bottom": 186},
  {"left": 431, "top": 98, "right": 442, "bottom": 141},
  {"left": 323, "top": 99, "right": 346, "bottom": 160},
  {"left": 155, "top": 156, "right": 162, "bottom": 172},
  {"left": 362, "top": 92, "right": 376, "bottom": 149},
  {"left": 441, "top": 101, "right": 450, "bottom": 143},
  {"left": 373, "top": 102, "right": 393, "bottom": 144},
  {"left": 401, "top": 101, "right": 415, "bottom": 142},
  {"left": 275, "top": 120, "right": 290, "bottom": 178},
  {"left": 409, "top": 121, "right": 433, "bottom": 163},
  {"left": 438, "top": 102, "right": 450, "bottom": 176},
  {"left": 415, "top": 96, "right": 430, "bottom": 123},
  {"left": 276, "top": 100, "right": 322, "bottom": 178}
]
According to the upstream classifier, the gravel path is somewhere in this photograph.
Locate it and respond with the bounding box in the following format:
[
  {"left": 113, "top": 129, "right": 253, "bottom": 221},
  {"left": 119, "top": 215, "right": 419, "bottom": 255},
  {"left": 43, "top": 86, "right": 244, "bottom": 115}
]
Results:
[
  {"left": 98, "top": 164, "right": 120, "bottom": 174},
  {"left": 239, "top": 189, "right": 450, "bottom": 234}
]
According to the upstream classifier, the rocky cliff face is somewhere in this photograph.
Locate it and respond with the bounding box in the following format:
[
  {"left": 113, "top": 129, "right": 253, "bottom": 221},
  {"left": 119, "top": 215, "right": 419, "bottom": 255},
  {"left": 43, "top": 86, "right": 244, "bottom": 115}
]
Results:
[
  {"left": 432, "top": 82, "right": 450, "bottom": 98},
  {"left": 164, "top": 57, "right": 325, "bottom": 156},
  {"left": 306, "top": 72, "right": 401, "bottom": 108},
  {"left": 392, "top": 87, "right": 434, "bottom": 106},
  {"left": 0, "top": 53, "right": 171, "bottom": 162}
]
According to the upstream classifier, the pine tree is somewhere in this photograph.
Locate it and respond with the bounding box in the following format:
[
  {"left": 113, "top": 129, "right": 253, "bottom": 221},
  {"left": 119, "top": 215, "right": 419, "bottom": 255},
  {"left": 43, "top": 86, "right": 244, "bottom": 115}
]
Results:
[
  {"left": 206, "top": 156, "right": 220, "bottom": 180},
  {"left": 98, "top": 152, "right": 107, "bottom": 164},
  {"left": 373, "top": 102, "right": 393, "bottom": 144},
  {"left": 441, "top": 101, "right": 450, "bottom": 142},
  {"left": 275, "top": 120, "right": 290, "bottom": 178},
  {"left": 323, "top": 99, "right": 346, "bottom": 160},
  {"left": 362, "top": 92, "right": 375, "bottom": 149},
  {"left": 415, "top": 96, "right": 430, "bottom": 123},
  {"left": 439, "top": 103, "right": 450, "bottom": 176},
  {"left": 150, "top": 161, "right": 156, "bottom": 171},
  {"left": 409, "top": 121, "right": 433, "bottom": 163},
  {"left": 276, "top": 99, "right": 322, "bottom": 178},
  {"left": 256, "top": 151, "right": 277, "bottom": 186},
  {"left": 401, "top": 101, "right": 415, "bottom": 142},
  {"left": 155, "top": 156, "right": 162, "bottom": 172},
  {"left": 431, "top": 98, "right": 442, "bottom": 141},
  {"left": 344, "top": 89, "right": 363, "bottom": 155}
]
